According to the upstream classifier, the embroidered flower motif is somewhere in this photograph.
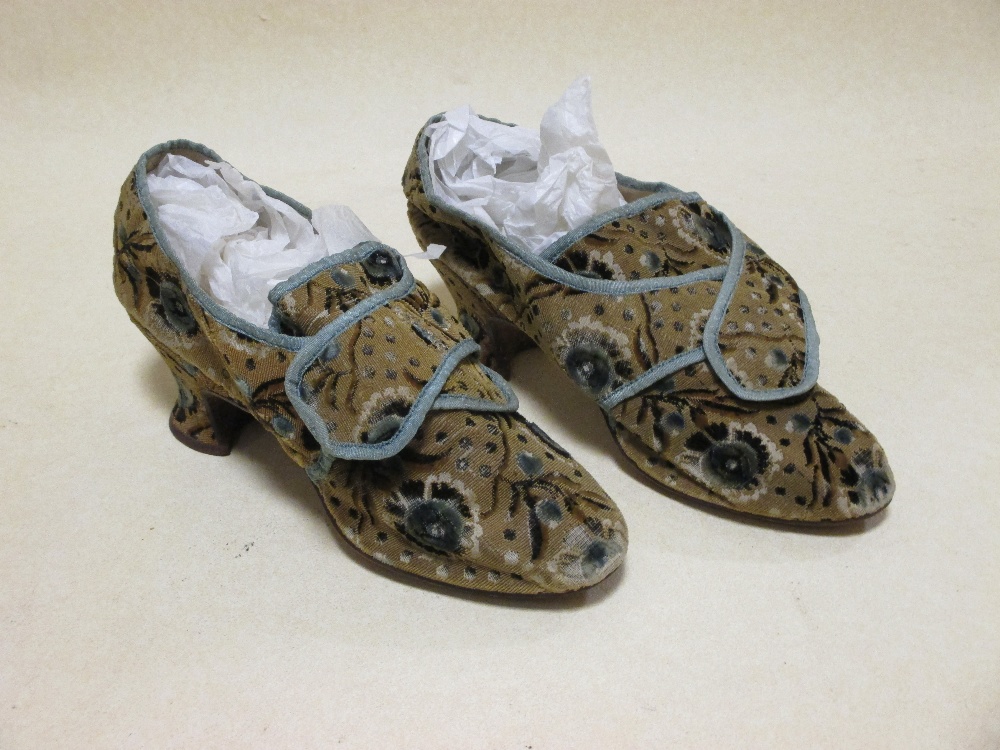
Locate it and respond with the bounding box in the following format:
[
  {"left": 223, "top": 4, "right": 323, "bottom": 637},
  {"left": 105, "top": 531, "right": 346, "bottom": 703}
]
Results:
[
  {"left": 639, "top": 250, "right": 663, "bottom": 272},
  {"left": 161, "top": 282, "right": 198, "bottom": 334},
  {"left": 386, "top": 474, "right": 481, "bottom": 555},
  {"left": 546, "top": 524, "right": 625, "bottom": 587},
  {"left": 517, "top": 451, "right": 543, "bottom": 476},
  {"left": 146, "top": 270, "right": 198, "bottom": 336},
  {"left": 837, "top": 446, "right": 895, "bottom": 515},
  {"left": 679, "top": 421, "right": 782, "bottom": 502},
  {"left": 554, "top": 317, "right": 634, "bottom": 397},
  {"left": 556, "top": 248, "right": 625, "bottom": 281},
  {"left": 271, "top": 414, "right": 296, "bottom": 440},
  {"left": 114, "top": 219, "right": 157, "bottom": 304},
  {"left": 534, "top": 498, "right": 564, "bottom": 526},
  {"left": 356, "top": 386, "right": 414, "bottom": 444},
  {"left": 786, "top": 413, "right": 813, "bottom": 433},
  {"left": 765, "top": 348, "right": 789, "bottom": 370},
  {"left": 670, "top": 201, "right": 732, "bottom": 255}
]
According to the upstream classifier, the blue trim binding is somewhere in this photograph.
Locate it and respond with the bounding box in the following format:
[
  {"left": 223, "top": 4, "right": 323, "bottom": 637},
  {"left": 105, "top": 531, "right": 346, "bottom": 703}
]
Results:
[
  {"left": 700, "top": 217, "right": 820, "bottom": 401},
  {"left": 435, "top": 363, "right": 519, "bottom": 414},
  {"left": 267, "top": 241, "right": 392, "bottom": 304},
  {"left": 135, "top": 140, "right": 310, "bottom": 352},
  {"left": 267, "top": 242, "right": 407, "bottom": 333},
  {"left": 599, "top": 349, "right": 707, "bottom": 411},
  {"left": 418, "top": 117, "right": 724, "bottom": 296},
  {"left": 289, "top": 337, "right": 485, "bottom": 460},
  {"left": 416, "top": 116, "right": 821, "bottom": 404}
]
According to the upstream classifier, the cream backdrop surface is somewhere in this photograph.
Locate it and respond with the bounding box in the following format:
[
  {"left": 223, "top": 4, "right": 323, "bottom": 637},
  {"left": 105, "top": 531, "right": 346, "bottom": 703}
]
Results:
[{"left": 2, "top": 1, "right": 998, "bottom": 748}]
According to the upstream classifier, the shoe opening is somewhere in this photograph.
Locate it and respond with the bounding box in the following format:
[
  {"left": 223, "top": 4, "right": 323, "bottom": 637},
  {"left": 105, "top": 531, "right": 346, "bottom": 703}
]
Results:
[{"left": 145, "top": 152, "right": 377, "bottom": 327}]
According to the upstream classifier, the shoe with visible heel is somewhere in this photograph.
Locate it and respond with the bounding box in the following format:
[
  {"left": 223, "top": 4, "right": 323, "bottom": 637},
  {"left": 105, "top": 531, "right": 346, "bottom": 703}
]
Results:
[
  {"left": 113, "top": 140, "right": 627, "bottom": 594},
  {"left": 403, "top": 116, "right": 895, "bottom": 524},
  {"left": 158, "top": 347, "right": 250, "bottom": 456}
]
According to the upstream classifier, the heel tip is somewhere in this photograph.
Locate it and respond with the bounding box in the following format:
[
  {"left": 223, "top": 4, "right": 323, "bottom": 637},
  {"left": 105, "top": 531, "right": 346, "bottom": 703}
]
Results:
[
  {"left": 169, "top": 419, "right": 234, "bottom": 456},
  {"left": 168, "top": 394, "right": 249, "bottom": 457}
]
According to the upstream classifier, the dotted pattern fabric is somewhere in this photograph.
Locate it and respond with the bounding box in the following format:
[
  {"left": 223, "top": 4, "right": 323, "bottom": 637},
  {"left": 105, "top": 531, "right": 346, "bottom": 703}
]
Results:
[
  {"left": 404, "top": 131, "right": 893, "bottom": 523},
  {"left": 113, "top": 154, "right": 628, "bottom": 595}
]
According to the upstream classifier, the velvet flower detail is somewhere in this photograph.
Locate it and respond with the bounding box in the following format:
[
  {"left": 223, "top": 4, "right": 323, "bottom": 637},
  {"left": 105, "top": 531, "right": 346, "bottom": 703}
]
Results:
[
  {"left": 355, "top": 386, "right": 415, "bottom": 445},
  {"left": 554, "top": 316, "right": 634, "bottom": 398},
  {"left": 669, "top": 200, "right": 732, "bottom": 255},
  {"left": 386, "top": 474, "right": 481, "bottom": 556},
  {"left": 836, "top": 445, "right": 895, "bottom": 517},
  {"left": 679, "top": 421, "right": 781, "bottom": 503},
  {"left": 145, "top": 269, "right": 199, "bottom": 337},
  {"left": 556, "top": 248, "right": 625, "bottom": 282},
  {"left": 546, "top": 523, "right": 625, "bottom": 587}
]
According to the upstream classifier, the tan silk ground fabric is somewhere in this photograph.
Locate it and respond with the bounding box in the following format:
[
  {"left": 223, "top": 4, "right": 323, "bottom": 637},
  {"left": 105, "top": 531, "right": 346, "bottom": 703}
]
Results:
[
  {"left": 112, "top": 146, "right": 627, "bottom": 595},
  {"left": 403, "top": 129, "right": 894, "bottom": 523}
]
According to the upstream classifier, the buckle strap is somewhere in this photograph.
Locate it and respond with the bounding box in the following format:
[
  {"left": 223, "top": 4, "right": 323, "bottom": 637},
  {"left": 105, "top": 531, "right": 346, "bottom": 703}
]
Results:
[
  {"left": 418, "top": 122, "right": 818, "bottom": 404},
  {"left": 701, "top": 216, "right": 820, "bottom": 402},
  {"left": 284, "top": 252, "right": 516, "bottom": 461},
  {"left": 589, "top": 213, "right": 818, "bottom": 410},
  {"left": 290, "top": 337, "right": 505, "bottom": 461}
]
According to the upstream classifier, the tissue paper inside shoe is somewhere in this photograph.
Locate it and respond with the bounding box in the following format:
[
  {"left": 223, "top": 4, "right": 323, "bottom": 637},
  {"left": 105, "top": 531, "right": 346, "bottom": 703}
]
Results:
[
  {"left": 147, "top": 154, "right": 378, "bottom": 327},
  {"left": 426, "top": 77, "right": 625, "bottom": 255}
]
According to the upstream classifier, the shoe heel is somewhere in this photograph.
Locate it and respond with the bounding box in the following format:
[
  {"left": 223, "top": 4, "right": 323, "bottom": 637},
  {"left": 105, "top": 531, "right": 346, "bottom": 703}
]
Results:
[
  {"left": 162, "top": 357, "right": 249, "bottom": 456},
  {"left": 436, "top": 264, "right": 536, "bottom": 380}
]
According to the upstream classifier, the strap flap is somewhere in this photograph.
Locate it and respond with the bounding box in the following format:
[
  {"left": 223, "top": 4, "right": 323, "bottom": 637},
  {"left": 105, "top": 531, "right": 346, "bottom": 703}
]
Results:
[
  {"left": 702, "top": 222, "right": 819, "bottom": 401},
  {"left": 284, "top": 262, "right": 516, "bottom": 460}
]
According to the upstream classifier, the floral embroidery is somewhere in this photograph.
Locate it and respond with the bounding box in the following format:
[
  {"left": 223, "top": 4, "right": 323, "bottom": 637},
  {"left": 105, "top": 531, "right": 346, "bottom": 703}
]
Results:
[
  {"left": 404, "top": 127, "right": 894, "bottom": 523},
  {"left": 144, "top": 269, "right": 198, "bottom": 336},
  {"left": 114, "top": 158, "right": 628, "bottom": 594},
  {"left": 669, "top": 200, "right": 731, "bottom": 254},
  {"left": 679, "top": 421, "right": 781, "bottom": 503},
  {"left": 554, "top": 317, "right": 634, "bottom": 397},
  {"left": 388, "top": 475, "right": 480, "bottom": 555},
  {"left": 556, "top": 248, "right": 625, "bottom": 282}
]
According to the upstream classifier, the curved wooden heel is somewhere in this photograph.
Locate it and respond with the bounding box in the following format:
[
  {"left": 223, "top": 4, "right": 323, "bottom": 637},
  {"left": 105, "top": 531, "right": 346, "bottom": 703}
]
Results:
[
  {"left": 164, "top": 364, "right": 250, "bottom": 456},
  {"left": 436, "top": 265, "right": 536, "bottom": 380}
]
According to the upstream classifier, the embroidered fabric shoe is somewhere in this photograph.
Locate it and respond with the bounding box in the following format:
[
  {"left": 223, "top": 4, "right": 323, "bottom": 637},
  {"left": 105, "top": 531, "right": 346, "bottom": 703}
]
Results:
[
  {"left": 403, "top": 118, "right": 895, "bottom": 524},
  {"left": 113, "top": 140, "right": 627, "bottom": 594}
]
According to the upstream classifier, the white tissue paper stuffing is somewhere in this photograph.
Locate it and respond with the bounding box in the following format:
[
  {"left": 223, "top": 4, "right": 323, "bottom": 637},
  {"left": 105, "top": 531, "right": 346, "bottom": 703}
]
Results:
[
  {"left": 426, "top": 76, "right": 625, "bottom": 255},
  {"left": 147, "top": 154, "right": 378, "bottom": 327}
]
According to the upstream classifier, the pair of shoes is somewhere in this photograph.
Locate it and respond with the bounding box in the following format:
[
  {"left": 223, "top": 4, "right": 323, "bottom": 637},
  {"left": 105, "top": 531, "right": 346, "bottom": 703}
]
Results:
[{"left": 113, "top": 100, "right": 894, "bottom": 597}]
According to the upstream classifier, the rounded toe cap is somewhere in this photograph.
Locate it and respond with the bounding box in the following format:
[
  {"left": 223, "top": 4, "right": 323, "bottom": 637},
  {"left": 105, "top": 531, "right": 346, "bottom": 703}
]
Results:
[
  {"left": 316, "top": 410, "right": 626, "bottom": 594},
  {"left": 610, "top": 362, "right": 894, "bottom": 524}
]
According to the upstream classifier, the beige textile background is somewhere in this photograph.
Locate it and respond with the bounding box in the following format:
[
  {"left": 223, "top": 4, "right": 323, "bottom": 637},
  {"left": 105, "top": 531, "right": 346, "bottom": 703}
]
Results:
[{"left": 2, "top": 1, "right": 998, "bottom": 747}]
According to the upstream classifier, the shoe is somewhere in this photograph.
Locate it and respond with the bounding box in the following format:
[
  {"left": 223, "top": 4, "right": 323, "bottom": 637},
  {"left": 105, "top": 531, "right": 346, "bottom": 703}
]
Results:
[
  {"left": 113, "top": 140, "right": 627, "bottom": 594},
  {"left": 402, "top": 115, "right": 895, "bottom": 524}
]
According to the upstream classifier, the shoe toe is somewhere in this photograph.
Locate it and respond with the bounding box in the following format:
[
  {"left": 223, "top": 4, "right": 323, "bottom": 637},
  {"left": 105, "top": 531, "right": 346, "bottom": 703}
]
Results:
[
  {"left": 611, "top": 362, "right": 894, "bottom": 523},
  {"left": 315, "top": 411, "right": 626, "bottom": 594}
]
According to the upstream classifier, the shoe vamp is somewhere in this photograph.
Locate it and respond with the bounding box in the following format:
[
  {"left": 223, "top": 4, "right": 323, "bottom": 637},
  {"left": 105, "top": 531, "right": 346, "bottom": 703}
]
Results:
[{"left": 609, "top": 361, "right": 894, "bottom": 520}]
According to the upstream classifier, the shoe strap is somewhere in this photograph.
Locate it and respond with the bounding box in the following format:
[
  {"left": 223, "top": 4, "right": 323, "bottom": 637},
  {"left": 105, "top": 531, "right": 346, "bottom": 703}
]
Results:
[
  {"left": 280, "top": 244, "right": 517, "bottom": 461},
  {"left": 698, "top": 216, "right": 820, "bottom": 403},
  {"left": 414, "top": 129, "right": 819, "bottom": 406},
  {"left": 573, "top": 213, "right": 820, "bottom": 410}
]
